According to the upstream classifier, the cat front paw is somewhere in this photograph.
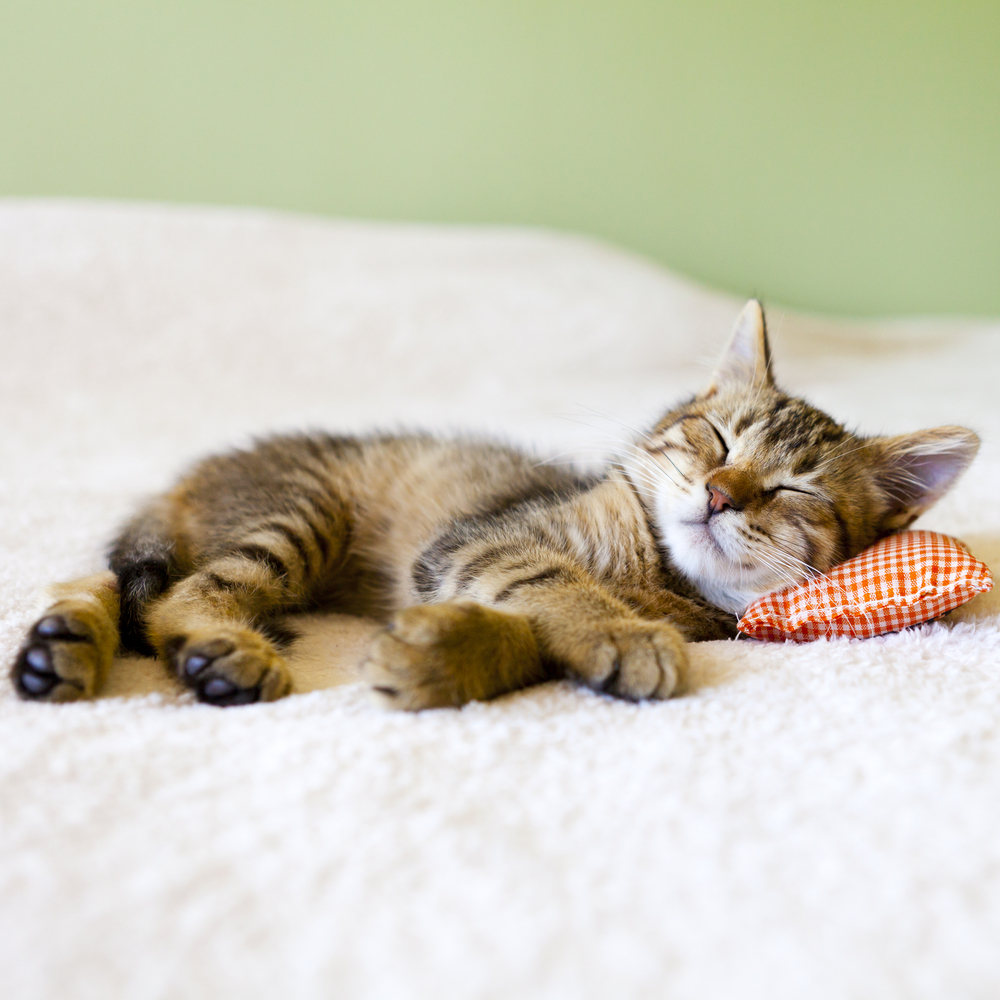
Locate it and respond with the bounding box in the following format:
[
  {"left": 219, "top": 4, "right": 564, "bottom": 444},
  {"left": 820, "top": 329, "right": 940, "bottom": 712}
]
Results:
[
  {"left": 561, "top": 618, "right": 687, "bottom": 701},
  {"left": 362, "top": 601, "right": 542, "bottom": 710}
]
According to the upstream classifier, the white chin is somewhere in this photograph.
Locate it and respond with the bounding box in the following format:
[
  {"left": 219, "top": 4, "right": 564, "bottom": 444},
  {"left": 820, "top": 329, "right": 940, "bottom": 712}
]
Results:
[
  {"left": 667, "top": 520, "right": 728, "bottom": 574},
  {"left": 664, "top": 519, "right": 765, "bottom": 615}
]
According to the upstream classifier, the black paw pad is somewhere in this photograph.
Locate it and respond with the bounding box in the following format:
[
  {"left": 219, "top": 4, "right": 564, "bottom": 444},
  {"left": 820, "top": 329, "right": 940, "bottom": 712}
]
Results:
[
  {"left": 33, "top": 616, "right": 89, "bottom": 642},
  {"left": 35, "top": 616, "right": 68, "bottom": 638},
  {"left": 14, "top": 645, "right": 59, "bottom": 698},
  {"left": 196, "top": 675, "right": 260, "bottom": 707},
  {"left": 183, "top": 654, "right": 212, "bottom": 678},
  {"left": 170, "top": 640, "right": 232, "bottom": 680}
]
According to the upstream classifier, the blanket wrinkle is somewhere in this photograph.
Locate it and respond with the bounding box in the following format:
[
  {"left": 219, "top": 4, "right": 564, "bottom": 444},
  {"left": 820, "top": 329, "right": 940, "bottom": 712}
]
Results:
[{"left": 1, "top": 200, "right": 998, "bottom": 1000}]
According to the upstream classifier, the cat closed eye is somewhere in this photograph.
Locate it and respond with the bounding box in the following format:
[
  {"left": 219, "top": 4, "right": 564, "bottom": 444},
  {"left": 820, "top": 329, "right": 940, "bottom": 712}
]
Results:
[
  {"left": 766, "top": 485, "right": 816, "bottom": 498},
  {"left": 663, "top": 415, "right": 729, "bottom": 461},
  {"left": 703, "top": 420, "right": 729, "bottom": 459}
]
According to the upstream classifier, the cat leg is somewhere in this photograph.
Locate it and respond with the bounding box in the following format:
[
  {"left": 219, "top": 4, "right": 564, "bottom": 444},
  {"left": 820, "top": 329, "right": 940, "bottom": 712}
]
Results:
[
  {"left": 11, "top": 572, "right": 119, "bottom": 701},
  {"left": 144, "top": 553, "right": 298, "bottom": 706},
  {"left": 366, "top": 536, "right": 689, "bottom": 709},
  {"left": 363, "top": 601, "right": 546, "bottom": 710},
  {"left": 494, "top": 574, "right": 689, "bottom": 701}
]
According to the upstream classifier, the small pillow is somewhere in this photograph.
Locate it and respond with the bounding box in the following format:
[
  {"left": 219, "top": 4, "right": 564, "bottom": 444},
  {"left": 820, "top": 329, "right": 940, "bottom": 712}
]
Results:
[{"left": 737, "top": 530, "right": 993, "bottom": 642}]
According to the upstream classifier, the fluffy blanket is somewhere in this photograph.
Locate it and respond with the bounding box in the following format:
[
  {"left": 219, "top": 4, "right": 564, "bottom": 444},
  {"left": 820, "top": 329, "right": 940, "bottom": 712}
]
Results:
[{"left": 2, "top": 201, "right": 998, "bottom": 1000}]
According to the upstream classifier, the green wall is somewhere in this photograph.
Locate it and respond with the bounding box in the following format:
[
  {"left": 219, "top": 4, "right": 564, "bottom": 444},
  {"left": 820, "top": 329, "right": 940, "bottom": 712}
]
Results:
[{"left": 2, "top": 1, "right": 998, "bottom": 317}]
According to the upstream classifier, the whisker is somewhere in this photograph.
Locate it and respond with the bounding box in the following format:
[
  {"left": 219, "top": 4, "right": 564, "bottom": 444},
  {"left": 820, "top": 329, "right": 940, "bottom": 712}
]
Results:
[
  {"left": 763, "top": 547, "right": 867, "bottom": 616},
  {"left": 571, "top": 404, "right": 651, "bottom": 439},
  {"left": 624, "top": 449, "right": 682, "bottom": 489}
]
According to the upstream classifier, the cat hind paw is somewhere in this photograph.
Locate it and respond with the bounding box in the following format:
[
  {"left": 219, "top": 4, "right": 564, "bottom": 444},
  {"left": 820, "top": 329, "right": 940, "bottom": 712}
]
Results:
[
  {"left": 164, "top": 628, "right": 292, "bottom": 706},
  {"left": 11, "top": 612, "right": 106, "bottom": 702}
]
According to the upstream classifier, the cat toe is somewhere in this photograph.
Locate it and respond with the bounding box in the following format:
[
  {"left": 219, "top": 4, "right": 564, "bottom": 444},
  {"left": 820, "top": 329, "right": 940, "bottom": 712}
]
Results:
[
  {"left": 568, "top": 620, "right": 686, "bottom": 701},
  {"left": 14, "top": 645, "right": 62, "bottom": 698},
  {"left": 33, "top": 615, "right": 91, "bottom": 641}
]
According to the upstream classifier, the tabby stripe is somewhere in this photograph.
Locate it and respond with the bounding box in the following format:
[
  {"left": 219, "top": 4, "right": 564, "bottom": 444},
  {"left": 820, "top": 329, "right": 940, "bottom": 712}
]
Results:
[
  {"left": 286, "top": 493, "right": 334, "bottom": 562},
  {"left": 255, "top": 618, "right": 301, "bottom": 649},
  {"left": 446, "top": 545, "right": 516, "bottom": 588},
  {"left": 494, "top": 567, "right": 571, "bottom": 604},
  {"left": 207, "top": 572, "right": 241, "bottom": 592},
  {"left": 261, "top": 521, "right": 313, "bottom": 575},
  {"left": 290, "top": 477, "right": 347, "bottom": 525},
  {"left": 832, "top": 507, "right": 851, "bottom": 562},
  {"left": 412, "top": 556, "right": 442, "bottom": 598},
  {"left": 786, "top": 513, "right": 820, "bottom": 570},
  {"left": 804, "top": 533, "right": 819, "bottom": 572},
  {"left": 317, "top": 433, "right": 365, "bottom": 459},
  {"left": 527, "top": 525, "right": 558, "bottom": 549},
  {"left": 235, "top": 544, "right": 290, "bottom": 581},
  {"left": 453, "top": 548, "right": 530, "bottom": 591},
  {"left": 298, "top": 506, "right": 332, "bottom": 564},
  {"left": 793, "top": 456, "right": 814, "bottom": 475},
  {"left": 454, "top": 559, "right": 535, "bottom": 595}
]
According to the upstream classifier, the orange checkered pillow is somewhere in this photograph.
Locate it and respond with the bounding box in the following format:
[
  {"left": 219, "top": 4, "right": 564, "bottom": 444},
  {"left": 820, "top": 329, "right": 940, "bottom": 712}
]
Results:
[{"left": 737, "top": 530, "right": 993, "bottom": 642}]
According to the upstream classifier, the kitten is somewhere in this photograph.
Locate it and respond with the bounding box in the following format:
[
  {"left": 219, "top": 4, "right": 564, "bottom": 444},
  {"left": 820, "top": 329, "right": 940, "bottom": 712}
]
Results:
[{"left": 10, "top": 301, "right": 979, "bottom": 709}]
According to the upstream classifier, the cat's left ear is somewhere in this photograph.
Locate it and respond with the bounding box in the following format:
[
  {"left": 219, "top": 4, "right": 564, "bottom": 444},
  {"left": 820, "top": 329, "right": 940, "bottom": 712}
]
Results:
[
  {"left": 703, "top": 299, "right": 774, "bottom": 397},
  {"left": 874, "top": 426, "right": 980, "bottom": 530}
]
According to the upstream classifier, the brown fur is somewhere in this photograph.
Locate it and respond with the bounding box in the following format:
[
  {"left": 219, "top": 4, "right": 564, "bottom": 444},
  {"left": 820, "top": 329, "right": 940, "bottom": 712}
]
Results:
[{"left": 10, "top": 302, "right": 980, "bottom": 709}]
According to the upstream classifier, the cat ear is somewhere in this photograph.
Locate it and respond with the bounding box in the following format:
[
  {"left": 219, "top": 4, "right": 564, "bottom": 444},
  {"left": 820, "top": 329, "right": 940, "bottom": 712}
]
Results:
[
  {"left": 704, "top": 299, "right": 774, "bottom": 395},
  {"left": 874, "top": 426, "right": 980, "bottom": 530}
]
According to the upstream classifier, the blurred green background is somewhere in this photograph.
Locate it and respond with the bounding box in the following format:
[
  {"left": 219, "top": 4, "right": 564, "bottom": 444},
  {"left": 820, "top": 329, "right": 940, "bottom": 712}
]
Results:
[{"left": 2, "top": 1, "right": 998, "bottom": 316}]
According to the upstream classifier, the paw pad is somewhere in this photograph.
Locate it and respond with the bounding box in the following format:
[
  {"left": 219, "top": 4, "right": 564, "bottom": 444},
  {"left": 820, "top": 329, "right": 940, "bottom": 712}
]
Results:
[
  {"left": 196, "top": 675, "right": 260, "bottom": 706},
  {"left": 15, "top": 646, "right": 59, "bottom": 697},
  {"left": 183, "top": 653, "right": 213, "bottom": 677}
]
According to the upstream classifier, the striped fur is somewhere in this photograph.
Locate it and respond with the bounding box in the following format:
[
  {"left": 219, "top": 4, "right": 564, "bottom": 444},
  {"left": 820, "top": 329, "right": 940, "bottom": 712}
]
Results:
[{"left": 10, "top": 302, "right": 979, "bottom": 709}]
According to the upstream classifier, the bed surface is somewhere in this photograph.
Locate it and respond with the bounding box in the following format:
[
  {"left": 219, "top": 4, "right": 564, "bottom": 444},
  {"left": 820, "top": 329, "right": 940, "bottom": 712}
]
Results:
[{"left": 2, "top": 200, "right": 999, "bottom": 999}]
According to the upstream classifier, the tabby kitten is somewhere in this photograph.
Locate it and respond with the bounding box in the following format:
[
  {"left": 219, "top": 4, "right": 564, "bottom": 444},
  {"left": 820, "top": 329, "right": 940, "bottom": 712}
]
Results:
[{"left": 11, "top": 301, "right": 979, "bottom": 709}]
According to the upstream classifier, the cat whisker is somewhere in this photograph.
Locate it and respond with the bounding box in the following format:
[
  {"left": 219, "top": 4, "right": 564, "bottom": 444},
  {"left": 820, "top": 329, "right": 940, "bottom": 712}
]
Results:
[
  {"left": 535, "top": 446, "right": 679, "bottom": 496},
  {"left": 571, "top": 405, "right": 694, "bottom": 483},
  {"left": 644, "top": 446, "right": 689, "bottom": 481},
  {"left": 623, "top": 449, "right": 682, "bottom": 490},
  {"left": 534, "top": 448, "right": 615, "bottom": 469},
  {"left": 570, "top": 404, "right": 650, "bottom": 439},
  {"left": 761, "top": 547, "right": 869, "bottom": 616}
]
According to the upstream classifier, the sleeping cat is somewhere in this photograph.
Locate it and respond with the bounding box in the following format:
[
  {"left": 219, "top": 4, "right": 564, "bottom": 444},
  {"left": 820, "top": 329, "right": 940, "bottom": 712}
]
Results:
[{"left": 10, "top": 301, "right": 979, "bottom": 709}]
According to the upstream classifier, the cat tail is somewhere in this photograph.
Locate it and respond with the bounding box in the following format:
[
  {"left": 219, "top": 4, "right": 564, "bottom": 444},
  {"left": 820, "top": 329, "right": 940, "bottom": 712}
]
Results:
[{"left": 107, "top": 501, "right": 179, "bottom": 656}]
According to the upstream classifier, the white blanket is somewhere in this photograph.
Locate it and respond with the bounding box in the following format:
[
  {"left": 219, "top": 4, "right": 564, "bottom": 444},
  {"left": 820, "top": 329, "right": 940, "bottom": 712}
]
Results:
[{"left": 2, "top": 201, "right": 998, "bottom": 1000}]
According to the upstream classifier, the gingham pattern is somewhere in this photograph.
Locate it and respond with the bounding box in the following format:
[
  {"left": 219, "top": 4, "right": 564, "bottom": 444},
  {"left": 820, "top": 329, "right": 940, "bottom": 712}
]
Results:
[{"left": 737, "top": 530, "right": 994, "bottom": 642}]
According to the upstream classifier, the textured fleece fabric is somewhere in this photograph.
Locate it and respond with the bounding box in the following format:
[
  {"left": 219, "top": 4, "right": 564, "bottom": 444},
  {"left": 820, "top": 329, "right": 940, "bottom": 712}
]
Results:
[{"left": 1, "top": 201, "right": 999, "bottom": 1000}]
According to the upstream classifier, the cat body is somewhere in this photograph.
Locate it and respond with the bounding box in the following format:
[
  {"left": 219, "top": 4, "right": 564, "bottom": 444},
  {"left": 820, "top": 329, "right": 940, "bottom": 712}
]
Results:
[{"left": 10, "top": 302, "right": 979, "bottom": 708}]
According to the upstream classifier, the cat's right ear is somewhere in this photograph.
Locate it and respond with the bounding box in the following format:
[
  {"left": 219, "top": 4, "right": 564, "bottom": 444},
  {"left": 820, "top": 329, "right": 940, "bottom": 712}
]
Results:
[{"left": 702, "top": 299, "right": 774, "bottom": 397}]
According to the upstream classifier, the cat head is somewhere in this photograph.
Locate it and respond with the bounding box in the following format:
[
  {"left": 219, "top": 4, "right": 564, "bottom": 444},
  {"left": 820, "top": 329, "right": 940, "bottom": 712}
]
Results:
[{"left": 625, "top": 300, "right": 980, "bottom": 615}]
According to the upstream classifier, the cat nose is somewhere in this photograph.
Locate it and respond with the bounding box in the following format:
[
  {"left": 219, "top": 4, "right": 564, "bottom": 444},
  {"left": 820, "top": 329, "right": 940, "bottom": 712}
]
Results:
[{"left": 706, "top": 484, "right": 738, "bottom": 516}]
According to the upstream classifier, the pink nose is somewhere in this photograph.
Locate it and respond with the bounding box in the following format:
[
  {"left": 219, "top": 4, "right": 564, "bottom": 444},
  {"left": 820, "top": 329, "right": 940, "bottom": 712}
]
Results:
[{"left": 707, "top": 485, "right": 735, "bottom": 515}]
